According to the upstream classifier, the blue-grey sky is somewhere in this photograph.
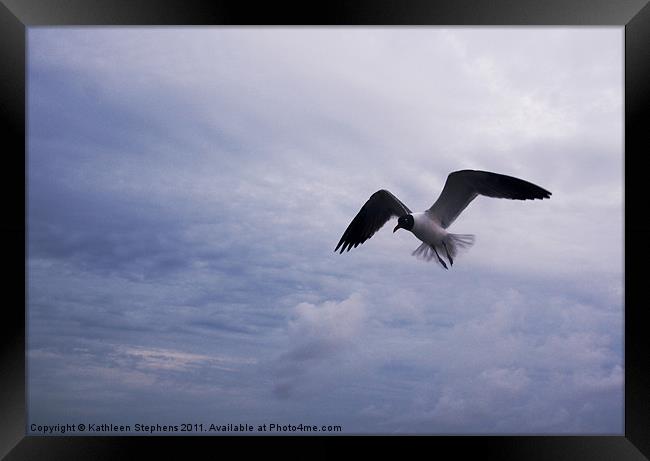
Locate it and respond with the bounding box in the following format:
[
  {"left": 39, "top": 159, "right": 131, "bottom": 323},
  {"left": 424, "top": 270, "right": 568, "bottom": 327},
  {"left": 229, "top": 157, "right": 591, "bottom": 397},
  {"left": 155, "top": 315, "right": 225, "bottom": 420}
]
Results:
[{"left": 27, "top": 27, "right": 623, "bottom": 434}]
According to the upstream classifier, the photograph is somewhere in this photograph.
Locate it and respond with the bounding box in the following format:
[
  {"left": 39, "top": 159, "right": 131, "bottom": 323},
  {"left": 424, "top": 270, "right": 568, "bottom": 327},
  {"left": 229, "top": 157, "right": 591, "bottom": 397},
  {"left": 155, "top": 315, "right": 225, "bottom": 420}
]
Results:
[{"left": 26, "top": 27, "right": 623, "bottom": 435}]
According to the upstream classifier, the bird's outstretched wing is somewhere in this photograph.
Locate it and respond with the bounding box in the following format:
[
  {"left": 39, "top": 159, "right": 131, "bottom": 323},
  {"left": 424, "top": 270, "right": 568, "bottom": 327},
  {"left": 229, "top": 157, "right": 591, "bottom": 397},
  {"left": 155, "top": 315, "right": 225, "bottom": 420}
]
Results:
[
  {"left": 335, "top": 189, "right": 411, "bottom": 253},
  {"left": 427, "top": 170, "right": 551, "bottom": 228}
]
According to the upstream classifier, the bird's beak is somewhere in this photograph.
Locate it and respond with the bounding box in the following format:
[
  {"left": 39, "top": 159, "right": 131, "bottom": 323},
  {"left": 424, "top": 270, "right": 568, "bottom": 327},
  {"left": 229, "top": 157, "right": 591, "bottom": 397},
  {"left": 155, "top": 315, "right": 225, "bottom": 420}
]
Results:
[{"left": 393, "top": 223, "right": 402, "bottom": 233}]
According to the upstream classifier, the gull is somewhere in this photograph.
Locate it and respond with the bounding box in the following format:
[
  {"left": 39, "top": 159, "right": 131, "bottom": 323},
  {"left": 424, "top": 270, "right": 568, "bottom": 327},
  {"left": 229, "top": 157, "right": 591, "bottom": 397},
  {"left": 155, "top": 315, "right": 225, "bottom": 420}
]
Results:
[{"left": 334, "top": 170, "right": 551, "bottom": 269}]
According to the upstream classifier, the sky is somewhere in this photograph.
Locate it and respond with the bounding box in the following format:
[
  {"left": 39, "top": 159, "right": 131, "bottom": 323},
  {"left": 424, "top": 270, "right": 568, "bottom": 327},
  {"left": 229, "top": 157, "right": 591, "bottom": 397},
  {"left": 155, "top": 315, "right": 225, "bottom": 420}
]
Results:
[{"left": 27, "top": 27, "right": 623, "bottom": 434}]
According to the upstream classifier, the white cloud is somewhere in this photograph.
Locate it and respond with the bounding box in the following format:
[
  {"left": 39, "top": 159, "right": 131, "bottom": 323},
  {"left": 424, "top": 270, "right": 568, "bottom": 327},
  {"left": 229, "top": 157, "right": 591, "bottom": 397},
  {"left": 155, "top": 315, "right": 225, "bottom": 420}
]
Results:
[
  {"left": 272, "top": 294, "right": 367, "bottom": 398},
  {"left": 112, "top": 345, "right": 256, "bottom": 372},
  {"left": 480, "top": 367, "right": 531, "bottom": 393},
  {"left": 288, "top": 293, "right": 367, "bottom": 354}
]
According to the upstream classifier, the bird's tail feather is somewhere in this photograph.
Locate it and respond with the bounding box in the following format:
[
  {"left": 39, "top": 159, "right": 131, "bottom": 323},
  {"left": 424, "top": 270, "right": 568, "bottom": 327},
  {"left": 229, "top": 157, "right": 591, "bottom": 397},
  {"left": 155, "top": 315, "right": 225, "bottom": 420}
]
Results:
[
  {"left": 445, "top": 233, "right": 475, "bottom": 259},
  {"left": 411, "top": 233, "right": 475, "bottom": 268},
  {"left": 411, "top": 242, "right": 436, "bottom": 262}
]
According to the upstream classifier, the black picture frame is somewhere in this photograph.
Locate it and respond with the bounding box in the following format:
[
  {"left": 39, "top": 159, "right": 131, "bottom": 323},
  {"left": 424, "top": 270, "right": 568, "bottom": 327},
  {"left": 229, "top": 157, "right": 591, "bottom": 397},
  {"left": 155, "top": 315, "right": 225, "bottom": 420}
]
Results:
[{"left": 2, "top": 0, "right": 648, "bottom": 459}]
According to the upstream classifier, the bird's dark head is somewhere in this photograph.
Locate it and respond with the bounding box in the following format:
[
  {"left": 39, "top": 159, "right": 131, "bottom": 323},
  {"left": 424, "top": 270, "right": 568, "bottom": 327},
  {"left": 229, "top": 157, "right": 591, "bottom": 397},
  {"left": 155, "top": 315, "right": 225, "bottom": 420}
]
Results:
[{"left": 393, "top": 214, "right": 414, "bottom": 233}]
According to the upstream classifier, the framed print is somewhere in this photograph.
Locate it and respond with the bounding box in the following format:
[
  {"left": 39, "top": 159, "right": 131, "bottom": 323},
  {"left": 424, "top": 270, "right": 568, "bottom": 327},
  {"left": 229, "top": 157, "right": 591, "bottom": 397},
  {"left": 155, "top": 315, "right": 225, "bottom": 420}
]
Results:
[{"left": 2, "top": 0, "right": 649, "bottom": 459}]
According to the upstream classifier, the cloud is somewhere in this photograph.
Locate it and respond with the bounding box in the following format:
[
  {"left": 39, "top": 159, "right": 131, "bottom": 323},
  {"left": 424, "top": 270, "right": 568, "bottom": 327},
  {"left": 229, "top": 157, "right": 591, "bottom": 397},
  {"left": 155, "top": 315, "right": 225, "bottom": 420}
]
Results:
[
  {"left": 287, "top": 294, "right": 367, "bottom": 358},
  {"left": 111, "top": 345, "right": 256, "bottom": 372},
  {"left": 480, "top": 367, "right": 531, "bottom": 393},
  {"left": 272, "top": 293, "right": 367, "bottom": 398}
]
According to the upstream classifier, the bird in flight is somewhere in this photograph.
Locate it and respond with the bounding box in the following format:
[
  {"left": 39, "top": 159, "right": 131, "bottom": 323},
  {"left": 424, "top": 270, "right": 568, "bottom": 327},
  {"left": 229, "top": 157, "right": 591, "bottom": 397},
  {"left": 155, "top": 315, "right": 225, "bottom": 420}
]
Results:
[{"left": 334, "top": 170, "right": 551, "bottom": 269}]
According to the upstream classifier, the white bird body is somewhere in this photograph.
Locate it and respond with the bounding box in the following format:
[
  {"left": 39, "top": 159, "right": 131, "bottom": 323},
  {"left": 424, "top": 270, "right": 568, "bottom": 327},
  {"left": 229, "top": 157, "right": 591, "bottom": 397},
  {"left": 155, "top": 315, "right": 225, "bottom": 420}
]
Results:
[
  {"left": 408, "top": 211, "right": 475, "bottom": 268},
  {"left": 410, "top": 212, "right": 447, "bottom": 246},
  {"left": 334, "top": 169, "right": 551, "bottom": 270}
]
